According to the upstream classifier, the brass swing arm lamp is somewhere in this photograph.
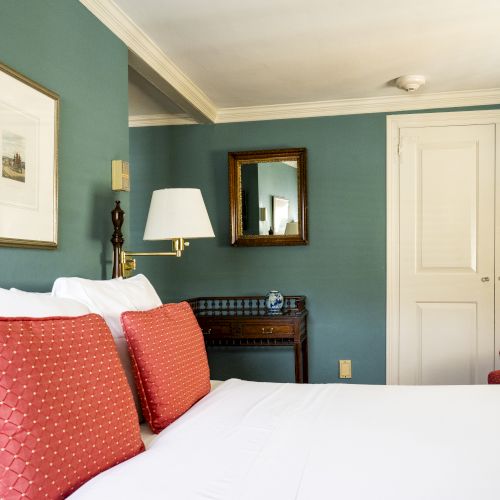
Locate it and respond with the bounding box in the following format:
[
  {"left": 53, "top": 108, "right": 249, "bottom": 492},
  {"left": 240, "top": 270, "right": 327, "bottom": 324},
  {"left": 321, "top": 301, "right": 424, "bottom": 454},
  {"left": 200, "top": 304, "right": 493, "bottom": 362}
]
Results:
[
  {"left": 112, "top": 188, "right": 214, "bottom": 279},
  {"left": 120, "top": 238, "right": 189, "bottom": 276}
]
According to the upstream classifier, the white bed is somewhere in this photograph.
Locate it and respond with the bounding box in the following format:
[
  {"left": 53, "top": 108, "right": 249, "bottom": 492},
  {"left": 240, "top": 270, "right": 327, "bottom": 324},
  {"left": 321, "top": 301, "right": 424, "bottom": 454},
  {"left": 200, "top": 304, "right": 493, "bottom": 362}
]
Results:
[
  {"left": 140, "top": 380, "right": 224, "bottom": 449},
  {"left": 70, "top": 379, "right": 500, "bottom": 500}
]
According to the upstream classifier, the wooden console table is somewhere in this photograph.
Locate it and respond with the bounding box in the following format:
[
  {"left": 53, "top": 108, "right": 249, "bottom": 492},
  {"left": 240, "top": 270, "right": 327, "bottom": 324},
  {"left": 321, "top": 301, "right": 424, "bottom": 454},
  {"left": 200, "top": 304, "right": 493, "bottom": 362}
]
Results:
[{"left": 188, "top": 296, "right": 308, "bottom": 383}]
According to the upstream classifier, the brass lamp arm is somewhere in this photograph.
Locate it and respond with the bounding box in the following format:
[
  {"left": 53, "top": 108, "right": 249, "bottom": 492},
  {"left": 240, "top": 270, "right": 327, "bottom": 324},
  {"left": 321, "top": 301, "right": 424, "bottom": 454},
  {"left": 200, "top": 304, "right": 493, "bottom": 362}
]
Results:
[
  {"left": 123, "top": 251, "right": 178, "bottom": 257},
  {"left": 120, "top": 237, "right": 189, "bottom": 277}
]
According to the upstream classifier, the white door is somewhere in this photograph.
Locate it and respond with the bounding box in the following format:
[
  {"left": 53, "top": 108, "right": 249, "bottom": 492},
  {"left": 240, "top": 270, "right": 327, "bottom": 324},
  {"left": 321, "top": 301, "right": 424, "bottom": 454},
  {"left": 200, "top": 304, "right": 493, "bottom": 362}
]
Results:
[{"left": 399, "top": 124, "right": 496, "bottom": 385}]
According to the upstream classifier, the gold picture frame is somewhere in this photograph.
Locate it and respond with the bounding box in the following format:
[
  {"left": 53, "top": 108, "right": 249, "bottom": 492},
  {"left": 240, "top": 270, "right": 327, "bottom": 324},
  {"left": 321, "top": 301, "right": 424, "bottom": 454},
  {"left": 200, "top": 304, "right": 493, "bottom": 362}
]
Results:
[
  {"left": 0, "top": 61, "right": 59, "bottom": 249},
  {"left": 229, "top": 148, "right": 308, "bottom": 246}
]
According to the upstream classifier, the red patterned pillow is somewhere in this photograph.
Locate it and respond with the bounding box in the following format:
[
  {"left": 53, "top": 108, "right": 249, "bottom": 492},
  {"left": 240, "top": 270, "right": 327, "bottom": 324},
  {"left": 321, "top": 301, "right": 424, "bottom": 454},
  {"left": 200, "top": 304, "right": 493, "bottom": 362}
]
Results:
[
  {"left": 121, "top": 302, "right": 210, "bottom": 433},
  {"left": 488, "top": 370, "right": 500, "bottom": 384},
  {"left": 0, "top": 314, "right": 144, "bottom": 499}
]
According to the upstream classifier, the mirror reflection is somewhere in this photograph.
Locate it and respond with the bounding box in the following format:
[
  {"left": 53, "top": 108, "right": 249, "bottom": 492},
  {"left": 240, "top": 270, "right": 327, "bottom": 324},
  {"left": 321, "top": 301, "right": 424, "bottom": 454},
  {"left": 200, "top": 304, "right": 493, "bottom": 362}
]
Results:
[{"left": 241, "top": 161, "right": 299, "bottom": 236}]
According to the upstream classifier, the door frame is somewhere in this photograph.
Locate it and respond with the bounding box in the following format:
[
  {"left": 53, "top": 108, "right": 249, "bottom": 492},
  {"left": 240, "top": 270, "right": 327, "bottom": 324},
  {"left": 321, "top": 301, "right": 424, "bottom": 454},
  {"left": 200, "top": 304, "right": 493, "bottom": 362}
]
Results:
[{"left": 387, "top": 109, "right": 500, "bottom": 384}]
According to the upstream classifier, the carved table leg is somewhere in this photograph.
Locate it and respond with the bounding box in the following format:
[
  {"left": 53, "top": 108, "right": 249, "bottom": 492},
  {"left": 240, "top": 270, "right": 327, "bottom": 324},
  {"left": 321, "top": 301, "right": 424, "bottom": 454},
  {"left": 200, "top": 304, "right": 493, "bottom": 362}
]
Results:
[
  {"left": 294, "top": 342, "right": 304, "bottom": 383},
  {"left": 302, "top": 337, "right": 309, "bottom": 383}
]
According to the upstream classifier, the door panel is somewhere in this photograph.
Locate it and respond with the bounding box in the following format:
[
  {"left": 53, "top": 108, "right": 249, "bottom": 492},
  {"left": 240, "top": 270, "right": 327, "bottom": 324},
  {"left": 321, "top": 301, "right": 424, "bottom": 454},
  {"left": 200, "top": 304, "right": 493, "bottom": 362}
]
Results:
[
  {"left": 418, "top": 143, "right": 478, "bottom": 271},
  {"left": 399, "top": 124, "right": 495, "bottom": 385},
  {"left": 418, "top": 302, "right": 477, "bottom": 385}
]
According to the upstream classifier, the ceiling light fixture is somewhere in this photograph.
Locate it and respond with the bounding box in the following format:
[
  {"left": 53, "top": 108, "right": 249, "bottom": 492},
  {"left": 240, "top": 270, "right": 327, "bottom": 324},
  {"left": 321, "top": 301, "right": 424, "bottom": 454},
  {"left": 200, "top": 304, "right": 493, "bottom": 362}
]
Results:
[{"left": 396, "top": 75, "right": 426, "bottom": 93}]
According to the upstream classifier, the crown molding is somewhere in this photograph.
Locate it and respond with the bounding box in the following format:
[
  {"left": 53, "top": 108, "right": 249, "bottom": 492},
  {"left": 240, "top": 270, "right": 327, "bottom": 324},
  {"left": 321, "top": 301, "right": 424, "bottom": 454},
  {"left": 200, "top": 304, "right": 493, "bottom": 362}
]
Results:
[
  {"left": 79, "top": 0, "right": 217, "bottom": 123},
  {"left": 215, "top": 88, "right": 500, "bottom": 123},
  {"left": 129, "top": 88, "right": 500, "bottom": 127},
  {"left": 129, "top": 114, "right": 197, "bottom": 127}
]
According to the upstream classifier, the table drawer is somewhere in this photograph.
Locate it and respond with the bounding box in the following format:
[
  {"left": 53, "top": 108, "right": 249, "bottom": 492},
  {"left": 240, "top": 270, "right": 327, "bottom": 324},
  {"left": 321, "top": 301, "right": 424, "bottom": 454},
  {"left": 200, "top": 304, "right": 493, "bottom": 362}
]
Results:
[
  {"left": 240, "top": 323, "right": 293, "bottom": 338},
  {"left": 199, "top": 322, "right": 232, "bottom": 337}
]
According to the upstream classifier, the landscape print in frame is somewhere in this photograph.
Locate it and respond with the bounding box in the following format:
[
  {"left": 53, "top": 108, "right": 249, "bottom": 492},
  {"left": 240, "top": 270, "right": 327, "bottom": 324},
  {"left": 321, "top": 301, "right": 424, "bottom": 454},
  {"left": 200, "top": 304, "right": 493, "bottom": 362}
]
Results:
[{"left": 0, "top": 61, "right": 59, "bottom": 248}]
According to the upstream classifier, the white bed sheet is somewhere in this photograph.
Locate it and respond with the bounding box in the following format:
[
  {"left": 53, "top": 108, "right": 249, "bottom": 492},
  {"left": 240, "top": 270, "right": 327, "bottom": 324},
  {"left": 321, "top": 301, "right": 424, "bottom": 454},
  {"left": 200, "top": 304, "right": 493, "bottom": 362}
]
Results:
[
  {"left": 140, "top": 380, "right": 224, "bottom": 449},
  {"left": 71, "top": 379, "right": 500, "bottom": 500}
]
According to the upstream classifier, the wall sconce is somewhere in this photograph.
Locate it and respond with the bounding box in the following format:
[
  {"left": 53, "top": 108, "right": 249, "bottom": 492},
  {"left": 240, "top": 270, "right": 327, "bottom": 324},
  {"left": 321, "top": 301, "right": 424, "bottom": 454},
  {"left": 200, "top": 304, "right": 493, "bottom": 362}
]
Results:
[
  {"left": 116, "top": 188, "right": 214, "bottom": 278},
  {"left": 112, "top": 160, "right": 130, "bottom": 192}
]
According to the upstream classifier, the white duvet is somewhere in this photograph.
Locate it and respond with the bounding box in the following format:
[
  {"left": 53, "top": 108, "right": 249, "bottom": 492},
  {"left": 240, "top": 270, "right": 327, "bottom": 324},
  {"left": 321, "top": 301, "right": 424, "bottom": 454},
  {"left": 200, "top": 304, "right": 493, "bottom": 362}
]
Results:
[{"left": 70, "top": 379, "right": 500, "bottom": 500}]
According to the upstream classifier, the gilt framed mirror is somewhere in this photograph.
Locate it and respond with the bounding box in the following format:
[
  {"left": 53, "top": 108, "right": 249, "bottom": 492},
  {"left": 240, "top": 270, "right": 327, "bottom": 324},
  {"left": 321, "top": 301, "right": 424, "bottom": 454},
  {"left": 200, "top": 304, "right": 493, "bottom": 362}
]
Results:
[{"left": 229, "top": 148, "right": 308, "bottom": 246}]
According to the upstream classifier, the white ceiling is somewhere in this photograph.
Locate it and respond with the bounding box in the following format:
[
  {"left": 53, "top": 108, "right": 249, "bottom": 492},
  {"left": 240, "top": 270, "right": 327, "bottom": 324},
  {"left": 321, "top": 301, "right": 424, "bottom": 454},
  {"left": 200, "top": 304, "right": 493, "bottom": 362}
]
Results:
[{"left": 92, "top": 0, "right": 500, "bottom": 124}]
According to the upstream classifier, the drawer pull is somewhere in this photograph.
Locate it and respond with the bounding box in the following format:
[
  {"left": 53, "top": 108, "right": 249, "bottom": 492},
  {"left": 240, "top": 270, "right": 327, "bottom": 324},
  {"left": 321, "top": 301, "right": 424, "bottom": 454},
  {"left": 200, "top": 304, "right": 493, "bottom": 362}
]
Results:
[
  {"left": 261, "top": 327, "right": 274, "bottom": 334},
  {"left": 204, "top": 328, "right": 212, "bottom": 335}
]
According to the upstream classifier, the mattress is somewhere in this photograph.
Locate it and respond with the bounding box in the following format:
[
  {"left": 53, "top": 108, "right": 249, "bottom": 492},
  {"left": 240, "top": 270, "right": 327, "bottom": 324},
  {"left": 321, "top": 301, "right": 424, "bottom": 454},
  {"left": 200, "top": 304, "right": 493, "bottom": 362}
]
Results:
[{"left": 70, "top": 379, "right": 500, "bottom": 500}]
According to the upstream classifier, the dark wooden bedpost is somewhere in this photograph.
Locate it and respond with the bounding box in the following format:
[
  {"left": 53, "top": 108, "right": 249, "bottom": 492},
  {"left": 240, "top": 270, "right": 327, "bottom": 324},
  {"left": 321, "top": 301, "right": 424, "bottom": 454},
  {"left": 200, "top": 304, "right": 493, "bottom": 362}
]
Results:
[{"left": 111, "top": 201, "right": 124, "bottom": 278}]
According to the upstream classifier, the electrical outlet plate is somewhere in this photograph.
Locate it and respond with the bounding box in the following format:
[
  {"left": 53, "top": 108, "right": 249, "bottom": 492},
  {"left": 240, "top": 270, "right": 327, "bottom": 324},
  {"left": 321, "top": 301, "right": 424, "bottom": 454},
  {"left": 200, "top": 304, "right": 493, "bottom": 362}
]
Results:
[{"left": 339, "top": 359, "right": 352, "bottom": 379}]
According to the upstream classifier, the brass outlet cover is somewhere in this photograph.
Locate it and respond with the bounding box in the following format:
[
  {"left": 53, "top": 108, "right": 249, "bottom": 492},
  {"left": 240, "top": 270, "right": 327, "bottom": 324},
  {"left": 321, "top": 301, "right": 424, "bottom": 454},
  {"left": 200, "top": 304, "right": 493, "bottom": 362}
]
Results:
[{"left": 339, "top": 359, "right": 352, "bottom": 379}]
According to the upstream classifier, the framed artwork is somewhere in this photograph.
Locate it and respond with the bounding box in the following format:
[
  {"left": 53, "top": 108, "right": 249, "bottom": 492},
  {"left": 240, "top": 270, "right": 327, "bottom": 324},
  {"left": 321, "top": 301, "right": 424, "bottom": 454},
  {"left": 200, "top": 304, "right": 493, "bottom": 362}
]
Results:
[
  {"left": 229, "top": 148, "right": 308, "bottom": 246},
  {"left": 0, "top": 61, "right": 59, "bottom": 248}
]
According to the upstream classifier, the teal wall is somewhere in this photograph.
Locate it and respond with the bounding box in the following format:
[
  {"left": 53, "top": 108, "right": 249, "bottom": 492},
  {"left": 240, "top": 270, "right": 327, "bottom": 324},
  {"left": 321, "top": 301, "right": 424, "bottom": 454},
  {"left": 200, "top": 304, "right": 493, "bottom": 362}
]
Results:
[
  {"left": 130, "top": 105, "right": 500, "bottom": 384},
  {"left": 128, "top": 127, "right": 173, "bottom": 300},
  {"left": 130, "top": 114, "right": 387, "bottom": 383},
  {"left": 0, "top": 0, "right": 129, "bottom": 291}
]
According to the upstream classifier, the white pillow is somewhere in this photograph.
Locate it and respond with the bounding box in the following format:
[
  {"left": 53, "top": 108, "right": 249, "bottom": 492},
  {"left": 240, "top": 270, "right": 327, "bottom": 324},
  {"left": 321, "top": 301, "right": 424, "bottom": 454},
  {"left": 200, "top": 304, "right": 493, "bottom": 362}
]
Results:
[
  {"left": 0, "top": 288, "right": 91, "bottom": 317},
  {"left": 51, "top": 274, "right": 162, "bottom": 418},
  {"left": 114, "top": 335, "right": 141, "bottom": 414},
  {"left": 51, "top": 274, "right": 162, "bottom": 338}
]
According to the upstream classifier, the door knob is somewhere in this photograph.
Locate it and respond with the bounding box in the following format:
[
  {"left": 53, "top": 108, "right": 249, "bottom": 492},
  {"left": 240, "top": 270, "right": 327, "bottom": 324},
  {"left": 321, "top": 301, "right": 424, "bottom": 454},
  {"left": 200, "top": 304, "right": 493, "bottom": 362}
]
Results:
[{"left": 481, "top": 277, "right": 490, "bottom": 282}]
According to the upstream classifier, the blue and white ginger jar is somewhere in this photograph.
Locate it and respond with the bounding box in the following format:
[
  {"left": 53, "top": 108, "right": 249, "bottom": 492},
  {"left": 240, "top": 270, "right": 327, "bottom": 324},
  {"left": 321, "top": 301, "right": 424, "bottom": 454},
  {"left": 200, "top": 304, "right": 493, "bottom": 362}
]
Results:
[{"left": 265, "top": 290, "right": 283, "bottom": 314}]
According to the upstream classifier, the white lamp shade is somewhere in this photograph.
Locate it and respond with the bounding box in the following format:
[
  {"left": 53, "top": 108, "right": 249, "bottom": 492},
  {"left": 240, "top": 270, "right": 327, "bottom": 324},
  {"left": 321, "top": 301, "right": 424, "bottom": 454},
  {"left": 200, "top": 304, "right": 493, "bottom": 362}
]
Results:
[{"left": 143, "top": 188, "right": 215, "bottom": 240}]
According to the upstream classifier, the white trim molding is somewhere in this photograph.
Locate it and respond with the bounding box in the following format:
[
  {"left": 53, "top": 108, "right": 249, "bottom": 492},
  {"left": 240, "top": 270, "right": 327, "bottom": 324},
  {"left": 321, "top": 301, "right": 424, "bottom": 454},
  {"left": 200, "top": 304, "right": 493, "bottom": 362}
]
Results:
[
  {"left": 79, "top": 0, "right": 217, "bottom": 123},
  {"left": 129, "top": 114, "right": 197, "bottom": 127},
  {"left": 130, "top": 89, "right": 500, "bottom": 127},
  {"left": 217, "top": 88, "right": 500, "bottom": 124},
  {"left": 129, "top": 88, "right": 500, "bottom": 127},
  {"left": 386, "top": 109, "right": 500, "bottom": 385}
]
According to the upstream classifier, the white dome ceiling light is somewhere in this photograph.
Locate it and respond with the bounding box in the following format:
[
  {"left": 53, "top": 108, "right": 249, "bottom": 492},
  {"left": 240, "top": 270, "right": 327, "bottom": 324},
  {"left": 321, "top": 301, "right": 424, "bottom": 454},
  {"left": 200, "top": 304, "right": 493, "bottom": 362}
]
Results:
[{"left": 396, "top": 75, "right": 426, "bottom": 93}]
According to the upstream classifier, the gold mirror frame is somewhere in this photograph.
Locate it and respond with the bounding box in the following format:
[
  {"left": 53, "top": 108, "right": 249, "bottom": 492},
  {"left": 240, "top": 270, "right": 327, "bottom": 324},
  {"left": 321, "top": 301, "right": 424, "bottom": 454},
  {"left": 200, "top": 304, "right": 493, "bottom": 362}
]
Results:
[{"left": 229, "top": 148, "right": 308, "bottom": 247}]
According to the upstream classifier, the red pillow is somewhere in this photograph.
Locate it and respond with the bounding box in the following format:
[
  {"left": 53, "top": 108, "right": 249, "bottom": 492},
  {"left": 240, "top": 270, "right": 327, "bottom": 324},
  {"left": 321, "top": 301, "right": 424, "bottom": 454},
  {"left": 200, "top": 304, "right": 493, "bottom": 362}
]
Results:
[
  {"left": 0, "top": 314, "right": 144, "bottom": 499},
  {"left": 121, "top": 302, "right": 210, "bottom": 433},
  {"left": 488, "top": 370, "right": 500, "bottom": 384}
]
